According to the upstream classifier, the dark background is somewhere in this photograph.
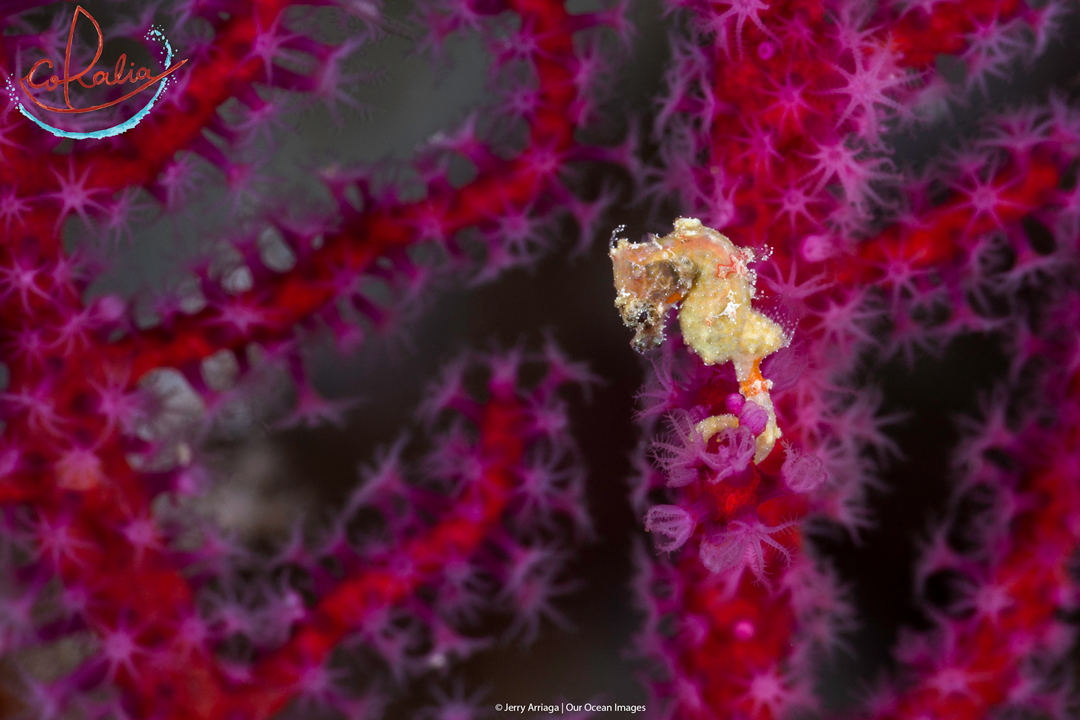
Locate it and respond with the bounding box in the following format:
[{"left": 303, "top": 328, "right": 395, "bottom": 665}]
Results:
[{"left": 42, "top": 0, "right": 1080, "bottom": 714}]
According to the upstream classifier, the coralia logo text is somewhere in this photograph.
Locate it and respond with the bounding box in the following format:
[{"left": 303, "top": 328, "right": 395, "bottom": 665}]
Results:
[{"left": 11, "top": 5, "right": 186, "bottom": 139}]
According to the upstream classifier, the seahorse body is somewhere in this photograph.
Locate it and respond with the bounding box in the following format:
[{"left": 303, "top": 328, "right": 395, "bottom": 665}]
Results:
[{"left": 611, "top": 218, "right": 788, "bottom": 462}]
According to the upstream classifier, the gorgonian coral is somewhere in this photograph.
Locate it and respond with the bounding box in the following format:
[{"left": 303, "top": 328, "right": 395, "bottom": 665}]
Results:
[{"left": 1, "top": 0, "right": 1080, "bottom": 718}]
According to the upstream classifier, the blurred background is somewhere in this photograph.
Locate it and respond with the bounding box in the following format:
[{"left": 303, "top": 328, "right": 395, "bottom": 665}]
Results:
[{"left": 30, "top": 0, "right": 1080, "bottom": 713}]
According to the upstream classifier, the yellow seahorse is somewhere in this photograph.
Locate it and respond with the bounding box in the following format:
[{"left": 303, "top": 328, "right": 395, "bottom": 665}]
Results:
[{"left": 610, "top": 218, "right": 789, "bottom": 462}]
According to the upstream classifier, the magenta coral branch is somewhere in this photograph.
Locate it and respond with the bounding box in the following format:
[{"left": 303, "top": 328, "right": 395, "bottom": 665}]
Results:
[
  {"left": 85, "top": 0, "right": 592, "bottom": 385},
  {"left": 5, "top": 0, "right": 1080, "bottom": 716},
  {"left": 863, "top": 373, "right": 1080, "bottom": 719},
  {"left": 0, "top": 0, "right": 617, "bottom": 716},
  {"left": 108, "top": 373, "right": 536, "bottom": 718},
  {"left": 836, "top": 146, "right": 1063, "bottom": 286},
  {"left": 629, "top": 0, "right": 1080, "bottom": 717}
]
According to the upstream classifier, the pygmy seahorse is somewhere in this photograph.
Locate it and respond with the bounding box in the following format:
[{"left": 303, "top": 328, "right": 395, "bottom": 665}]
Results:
[{"left": 610, "top": 217, "right": 789, "bottom": 462}]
